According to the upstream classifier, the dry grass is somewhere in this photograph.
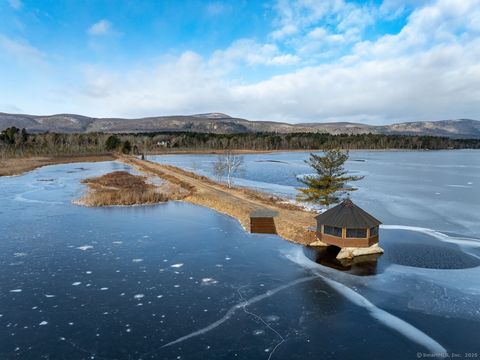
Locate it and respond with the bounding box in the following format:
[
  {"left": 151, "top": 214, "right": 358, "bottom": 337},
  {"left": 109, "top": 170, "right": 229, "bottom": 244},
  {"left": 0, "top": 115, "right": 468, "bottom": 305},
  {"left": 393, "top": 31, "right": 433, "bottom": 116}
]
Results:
[
  {"left": 75, "top": 171, "right": 188, "bottom": 207},
  {"left": 0, "top": 154, "right": 115, "bottom": 177},
  {"left": 161, "top": 164, "right": 302, "bottom": 211}
]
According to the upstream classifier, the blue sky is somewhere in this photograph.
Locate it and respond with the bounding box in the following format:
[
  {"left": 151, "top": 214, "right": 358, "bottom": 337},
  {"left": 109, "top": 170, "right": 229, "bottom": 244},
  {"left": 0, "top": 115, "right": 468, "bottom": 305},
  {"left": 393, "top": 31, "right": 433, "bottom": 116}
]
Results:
[{"left": 1, "top": 0, "right": 479, "bottom": 124}]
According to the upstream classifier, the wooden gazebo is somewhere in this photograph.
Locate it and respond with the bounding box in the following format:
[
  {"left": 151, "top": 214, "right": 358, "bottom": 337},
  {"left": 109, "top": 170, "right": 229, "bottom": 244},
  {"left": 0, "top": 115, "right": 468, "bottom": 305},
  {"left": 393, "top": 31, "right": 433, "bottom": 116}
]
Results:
[{"left": 315, "top": 199, "right": 381, "bottom": 248}]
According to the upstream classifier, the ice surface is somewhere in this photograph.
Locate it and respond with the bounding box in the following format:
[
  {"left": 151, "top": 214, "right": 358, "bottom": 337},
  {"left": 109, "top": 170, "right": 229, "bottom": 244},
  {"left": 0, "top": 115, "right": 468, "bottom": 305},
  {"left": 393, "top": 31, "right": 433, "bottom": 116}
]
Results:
[
  {"left": 161, "top": 276, "right": 317, "bottom": 348},
  {"left": 1, "top": 157, "right": 479, "bottom": 358},
  {"left": 151, "top": 150, "right": 480, "bottom": 237},
  {"left": 285, "top": 248, "right": 447, "bottom": 353}
]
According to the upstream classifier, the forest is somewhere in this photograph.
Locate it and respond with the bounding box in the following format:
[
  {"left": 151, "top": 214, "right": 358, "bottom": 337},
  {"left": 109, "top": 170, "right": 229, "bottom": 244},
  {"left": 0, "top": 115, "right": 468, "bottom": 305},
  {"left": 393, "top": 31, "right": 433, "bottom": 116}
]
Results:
[{"left": 1, "top": 127, "right": 480, "bottom": 158}]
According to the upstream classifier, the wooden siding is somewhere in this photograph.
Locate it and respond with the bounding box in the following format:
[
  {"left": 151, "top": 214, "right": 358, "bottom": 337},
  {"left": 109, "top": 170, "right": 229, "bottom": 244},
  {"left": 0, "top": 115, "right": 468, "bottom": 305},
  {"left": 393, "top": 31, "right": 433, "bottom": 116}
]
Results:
[
  {"left": 318, "top": 232, "right": 378, "bottom": 248},
  {"left": 250, "top": 217, "right": 277, "bottom": 234}
]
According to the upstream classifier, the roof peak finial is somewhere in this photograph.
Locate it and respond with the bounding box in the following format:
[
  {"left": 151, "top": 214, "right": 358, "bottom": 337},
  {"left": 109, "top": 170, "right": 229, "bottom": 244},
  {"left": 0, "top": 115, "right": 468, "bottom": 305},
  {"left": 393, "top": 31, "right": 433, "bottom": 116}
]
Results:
[{"left": 343, "top": 198, "right": 353, "bottom": 206}]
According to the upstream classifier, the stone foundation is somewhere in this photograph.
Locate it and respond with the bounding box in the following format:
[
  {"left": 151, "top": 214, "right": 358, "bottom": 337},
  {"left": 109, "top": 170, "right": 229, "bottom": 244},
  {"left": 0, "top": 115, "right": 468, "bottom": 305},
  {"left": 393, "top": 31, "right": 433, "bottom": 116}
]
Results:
[
  {"left": 336, "top": 243, "right": 384, "bottom": 260},
  {"left": 309, "top": 239, "right": 328, "bottom": 247}
]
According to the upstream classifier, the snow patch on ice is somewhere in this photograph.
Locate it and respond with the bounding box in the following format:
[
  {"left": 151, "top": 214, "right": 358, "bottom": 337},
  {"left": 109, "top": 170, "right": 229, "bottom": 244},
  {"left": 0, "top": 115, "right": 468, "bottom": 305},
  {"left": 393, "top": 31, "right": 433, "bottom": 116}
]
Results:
[{"left": 201, "top": 278, "right": 218, "bottom": 285}]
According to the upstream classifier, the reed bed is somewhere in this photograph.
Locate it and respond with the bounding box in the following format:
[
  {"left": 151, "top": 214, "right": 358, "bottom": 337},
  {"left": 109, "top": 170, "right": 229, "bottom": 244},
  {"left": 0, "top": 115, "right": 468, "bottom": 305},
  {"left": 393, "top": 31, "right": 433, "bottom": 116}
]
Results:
[{"left": 76, "top": 171, "right": 187, "bottom": 206}]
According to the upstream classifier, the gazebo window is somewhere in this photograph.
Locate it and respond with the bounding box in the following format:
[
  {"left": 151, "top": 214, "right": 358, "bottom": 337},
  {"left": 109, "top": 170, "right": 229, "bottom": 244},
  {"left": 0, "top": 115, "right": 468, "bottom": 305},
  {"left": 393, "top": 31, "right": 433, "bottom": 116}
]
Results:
[
  {"left": 346, "top": 228, "right": 367, "bottom": 238},
  {"left": 369, "top": 226, "right": 379, "bottom": 237},
  {"left": 324, "top": 225, "right": 342, "bottom": 237}
]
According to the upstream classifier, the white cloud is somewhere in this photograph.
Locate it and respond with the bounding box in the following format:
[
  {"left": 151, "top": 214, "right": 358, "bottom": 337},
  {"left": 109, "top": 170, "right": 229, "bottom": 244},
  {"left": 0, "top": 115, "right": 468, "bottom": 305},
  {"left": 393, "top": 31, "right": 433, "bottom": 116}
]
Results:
[
  {"left": 270, "top": 24, "right": 298, "bottom": 40},
  {"left": 269, "top": 54, "right": 300, "bottom": 65},
  {"left": 9, "top": 0, "right": 22, "bottom": 10},
  {"left": 88, "top": 20, "right": 111, "bottom": 36},
  {"left": 78, "top": 51, "right": 232, "bottom": 117},
  {"left": 205, "top": 2, "right": 229, "bottom": 16},
  {"left": 0, "top": 34, "right": 44, "bottom": 63},
  {"left": 209, "top": 39, "right": 299, "bottom": 70},
  {"left": 270, "top": 0, "right": 375, "bottom": 39},
  {"left": 267, "top": 0, "right": 379, "bottom": 60}
]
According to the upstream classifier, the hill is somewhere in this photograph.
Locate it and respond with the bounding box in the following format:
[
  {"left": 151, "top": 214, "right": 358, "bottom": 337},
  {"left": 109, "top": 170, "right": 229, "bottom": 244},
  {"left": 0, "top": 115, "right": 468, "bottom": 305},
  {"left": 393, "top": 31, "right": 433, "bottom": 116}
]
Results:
[{"left": 1, "top": 112, "right": 479, "bottom": 138}]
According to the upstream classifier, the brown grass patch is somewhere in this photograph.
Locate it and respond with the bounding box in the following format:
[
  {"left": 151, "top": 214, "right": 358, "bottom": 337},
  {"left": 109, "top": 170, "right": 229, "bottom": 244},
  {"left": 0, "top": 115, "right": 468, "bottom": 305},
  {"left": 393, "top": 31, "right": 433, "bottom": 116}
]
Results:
[
  {"left": 161, "top": 164, "right": 304, "bottom": 211},
  {"left": 75, "top": 171, "right": 187, "bottom": 207}
]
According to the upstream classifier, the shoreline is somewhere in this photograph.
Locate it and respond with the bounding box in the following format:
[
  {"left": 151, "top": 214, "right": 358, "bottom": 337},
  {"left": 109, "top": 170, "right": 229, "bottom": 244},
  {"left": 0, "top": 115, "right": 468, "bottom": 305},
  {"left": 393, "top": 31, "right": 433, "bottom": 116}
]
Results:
[
  {"left": 0, "top": 154, "right": 115, "bottom": 177},
  {"left": 144, "top": 148, "right": 446, "bottom": 156},
  {"left": 2, "top": 148, "right": 477, "bottom": 177}
]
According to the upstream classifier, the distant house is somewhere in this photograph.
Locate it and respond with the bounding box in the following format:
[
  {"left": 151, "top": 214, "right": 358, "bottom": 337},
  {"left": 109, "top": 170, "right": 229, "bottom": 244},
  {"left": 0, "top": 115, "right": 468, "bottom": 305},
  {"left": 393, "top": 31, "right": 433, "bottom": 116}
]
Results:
[
  {"left": 315, "top": 199, "right": 381, "bottom": 248},
  {"left": 156, "top": 140, "right": 169, "bottom": 147}
]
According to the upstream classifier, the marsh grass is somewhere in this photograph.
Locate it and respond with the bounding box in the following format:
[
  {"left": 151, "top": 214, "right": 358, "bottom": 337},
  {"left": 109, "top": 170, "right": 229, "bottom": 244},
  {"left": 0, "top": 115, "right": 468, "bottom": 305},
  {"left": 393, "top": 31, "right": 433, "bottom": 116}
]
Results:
[{"left": 76, "top": 171, "right": 186, "bottom": 206}]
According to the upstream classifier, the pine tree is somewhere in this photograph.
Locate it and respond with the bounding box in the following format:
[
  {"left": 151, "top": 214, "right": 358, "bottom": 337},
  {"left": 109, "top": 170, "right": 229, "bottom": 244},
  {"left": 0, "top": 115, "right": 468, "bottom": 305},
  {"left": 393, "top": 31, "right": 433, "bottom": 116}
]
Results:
[
  {"left": 105, "top": 135, "right": 121, "bottom": 151},
  {"left": 121, "top": 140, "right": 132, "bottom": 154},
  {"left": 297, "top": 149, "right": 364, "bottom": 207}
]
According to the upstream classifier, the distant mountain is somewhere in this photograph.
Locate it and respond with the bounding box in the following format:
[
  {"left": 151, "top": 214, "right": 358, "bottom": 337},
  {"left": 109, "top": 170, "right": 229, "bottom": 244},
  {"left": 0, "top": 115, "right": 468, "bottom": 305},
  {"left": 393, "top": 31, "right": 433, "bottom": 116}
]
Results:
[{"left": 1, "top": 112, "right": 479, "bottom": 138}]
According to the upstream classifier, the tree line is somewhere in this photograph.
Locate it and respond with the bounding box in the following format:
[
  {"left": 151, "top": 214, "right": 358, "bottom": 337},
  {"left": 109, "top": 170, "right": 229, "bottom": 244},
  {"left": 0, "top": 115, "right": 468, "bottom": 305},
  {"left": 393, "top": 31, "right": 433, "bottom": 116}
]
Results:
[{"left": 2, "top": 127, "right": 480, "bottom": 158}]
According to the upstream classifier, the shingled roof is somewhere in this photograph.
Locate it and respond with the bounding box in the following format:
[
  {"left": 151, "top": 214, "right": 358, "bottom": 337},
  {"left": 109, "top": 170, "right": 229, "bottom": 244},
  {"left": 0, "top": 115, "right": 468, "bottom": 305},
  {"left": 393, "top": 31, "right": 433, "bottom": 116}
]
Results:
[{"left": 315, "top": 199, "right": 381, "bottom": 228}]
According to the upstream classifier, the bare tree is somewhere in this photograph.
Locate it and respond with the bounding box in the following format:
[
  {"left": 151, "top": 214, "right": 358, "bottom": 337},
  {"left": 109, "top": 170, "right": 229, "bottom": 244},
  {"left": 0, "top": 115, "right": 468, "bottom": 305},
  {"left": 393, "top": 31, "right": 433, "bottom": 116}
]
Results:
[{"left": 213, "top": 151, "right": 244, "bottom": 188}]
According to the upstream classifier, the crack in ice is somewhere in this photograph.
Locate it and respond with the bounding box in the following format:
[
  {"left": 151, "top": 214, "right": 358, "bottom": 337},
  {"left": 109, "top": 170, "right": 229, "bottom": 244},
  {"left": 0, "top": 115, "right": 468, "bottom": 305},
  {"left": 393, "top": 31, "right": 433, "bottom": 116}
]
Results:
[
  {"left": 381, "top": 225, "right": 480, "bottom": 248},
  {"left": 237, "top": 285, "right": 285, "bottom": 360},
  {"left": 159, "top": 276, "right": 317, "bottom": 349}
]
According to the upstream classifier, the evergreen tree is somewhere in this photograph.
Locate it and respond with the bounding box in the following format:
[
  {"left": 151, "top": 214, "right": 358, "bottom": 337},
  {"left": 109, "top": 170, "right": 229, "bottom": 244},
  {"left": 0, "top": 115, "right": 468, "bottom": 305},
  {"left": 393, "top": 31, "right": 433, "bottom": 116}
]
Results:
[
  {"left": 121, "top": 140, "right": 132, "bottom": 154},
  {"left": 105, "top": 135, "right": 121, "bottom": 151},
  {"left": 297, "top": 149, "right": 364, "bottom": 207}
]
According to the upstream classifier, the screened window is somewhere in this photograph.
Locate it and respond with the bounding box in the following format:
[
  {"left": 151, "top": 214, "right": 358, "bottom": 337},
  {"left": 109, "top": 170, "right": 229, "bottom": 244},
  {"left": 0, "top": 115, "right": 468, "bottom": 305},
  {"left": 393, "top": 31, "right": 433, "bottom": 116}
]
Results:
[
  {"left": 346, "top": 228, "right": 367, "bottom": 238},
  {"left": 324, "top": 225, "right": 342, "bottom": 237},
  {"left": 369, "top": 226, "right": 379, "bottom": 237}
]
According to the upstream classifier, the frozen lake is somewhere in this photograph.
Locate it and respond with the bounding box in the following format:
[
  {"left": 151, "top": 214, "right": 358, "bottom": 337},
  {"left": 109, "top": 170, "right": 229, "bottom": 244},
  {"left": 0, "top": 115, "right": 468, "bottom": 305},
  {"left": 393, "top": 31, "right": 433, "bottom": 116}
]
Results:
[
  {"left": 1, "top": 154, "right": 480, "bottom": 359},
  {"left": 150, "top": 150, "right": 480, "bottom": 238}
]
